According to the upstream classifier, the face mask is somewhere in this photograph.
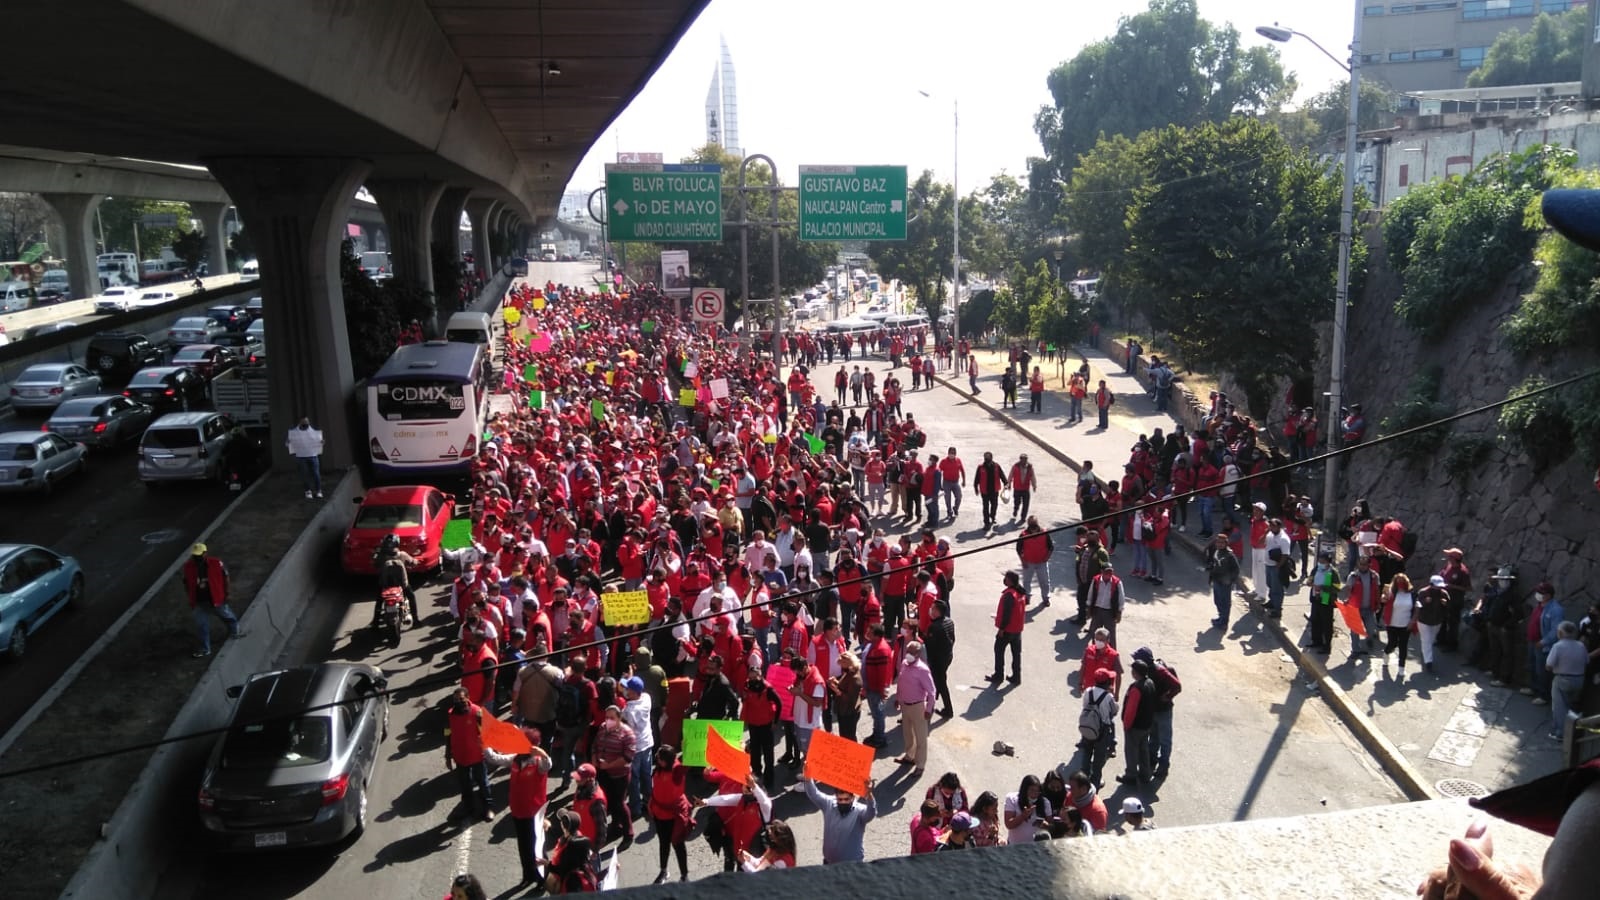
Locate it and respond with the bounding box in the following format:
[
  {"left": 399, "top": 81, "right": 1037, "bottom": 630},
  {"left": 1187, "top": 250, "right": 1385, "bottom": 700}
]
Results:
[{"left": 1093, "top": 640, "right": 1106, "bottom": 649}]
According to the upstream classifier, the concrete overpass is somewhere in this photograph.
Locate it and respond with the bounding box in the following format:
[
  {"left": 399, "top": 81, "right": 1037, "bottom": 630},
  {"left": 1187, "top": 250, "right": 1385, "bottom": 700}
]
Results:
[{"left": 0, "top": 0, "right": 708, "bottom": 467}]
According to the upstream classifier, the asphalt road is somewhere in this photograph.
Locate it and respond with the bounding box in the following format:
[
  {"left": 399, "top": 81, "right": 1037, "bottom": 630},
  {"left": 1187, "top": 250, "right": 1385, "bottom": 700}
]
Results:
[
  {"left": 0, "top": 437, "right": 234, "bottom": 734},
  {"left": 170, "top": 351, "right": 1403, "bottom": 900}
]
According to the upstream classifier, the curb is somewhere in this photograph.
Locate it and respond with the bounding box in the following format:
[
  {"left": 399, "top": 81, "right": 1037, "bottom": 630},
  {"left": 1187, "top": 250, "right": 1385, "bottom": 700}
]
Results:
[{"left": 928, "top": 370, "right": 1438, "bottom": 803}]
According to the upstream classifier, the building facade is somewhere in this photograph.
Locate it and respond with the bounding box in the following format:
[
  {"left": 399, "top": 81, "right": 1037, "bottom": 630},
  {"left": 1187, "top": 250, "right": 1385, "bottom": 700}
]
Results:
[
  {"left": 704, "top": 35, "right": 740, "bottom": 157},
  {"left": 1361, "top": 0, "right": 1587, "bottom": 93}
]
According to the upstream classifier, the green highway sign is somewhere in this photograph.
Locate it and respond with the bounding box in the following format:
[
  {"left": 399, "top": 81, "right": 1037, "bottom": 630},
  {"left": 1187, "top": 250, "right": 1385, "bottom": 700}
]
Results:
[
  {"left": 604, "top": 163, "right": 722, "bottom": 242},
  {"left": 798, "top": 165, "right": 908, "bottom": 241}
]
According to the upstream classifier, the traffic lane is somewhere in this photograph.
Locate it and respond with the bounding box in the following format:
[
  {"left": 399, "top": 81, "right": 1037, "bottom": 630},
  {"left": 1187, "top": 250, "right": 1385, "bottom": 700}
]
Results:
[
  {"left": 887, "top": 378, "right": 1401, "bottom": 821},
  {"left": 181, "top": 576, "right": 486, "bottom": 900},
  {"left": 0, "top": 274, "right": 245, "bottom": 333},
  {"left": 0, "top": 445, "right": 232, "bottom": 734}
]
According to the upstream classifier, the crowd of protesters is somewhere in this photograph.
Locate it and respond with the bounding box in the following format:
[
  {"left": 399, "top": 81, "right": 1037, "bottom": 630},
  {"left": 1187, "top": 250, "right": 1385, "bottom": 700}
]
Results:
[{"left": 432, "top": 279, "right": 1184, "bottom": 894}]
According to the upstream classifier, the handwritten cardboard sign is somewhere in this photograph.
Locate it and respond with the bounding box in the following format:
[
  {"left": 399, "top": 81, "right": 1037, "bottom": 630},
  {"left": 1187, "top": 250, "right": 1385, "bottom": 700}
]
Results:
[
  {"left": 804, "top": 729, "right": 873, "bottom": 795},
  {"left": 704, "top": 726, "right": 750, "bottom": 785},
  {"left": 602, "top": 590, "right": 651, "bottom": 626},
  {"left": 680, "top": 719, "right": 744, "bottom": 768},
  {"left": 709, "top": 377, "right": 730, "bottom": 400},
  {"left": 679, "top": 388, "right": 698, "bottom": 407}
]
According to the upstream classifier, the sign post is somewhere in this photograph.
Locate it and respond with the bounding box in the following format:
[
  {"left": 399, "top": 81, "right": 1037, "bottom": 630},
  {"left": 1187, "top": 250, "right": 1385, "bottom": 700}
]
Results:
[
  {"left": 604, "top": 164, "right": 723, "bottom": 242},
  {"left": 797, "top": 165, "right": 908, "bottom": 242},
  {"left": 692, "top": 288, "right": 725, "bottom": 325}
]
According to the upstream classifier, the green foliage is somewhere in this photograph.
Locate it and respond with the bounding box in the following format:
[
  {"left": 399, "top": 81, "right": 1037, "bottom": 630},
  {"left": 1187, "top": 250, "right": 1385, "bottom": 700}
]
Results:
[
  {"left": 339, "top": 239, "right": 396, "bottom": 381},
  {"left": 1062, "top": 132, "right": 1151, "bottom": 300},
  {"left": 1119, "top": 117, "right": 1357, "bottom": 419},
  {"left": 229, "top": 227, "right": 254, "bottom": 266},
  {"left": 1031, "top": 0, "right": 1290, "bottom": 220},
  {"left": 1566, "top": 379, "right": 1600, "bottom": 466},
  {"left": 1504, "top": 168, "right": 1600, "bottom": 355},
  {"left": 1467, "top": 8, "right": 1587, "bottom": 88},
  {"left": 96, "top": 198, "right": 192, "bottom": 258},
  {"left": 0, "top": 192, "right": 52, "bottom": 261},
  {"left": 1271, "top": 79, "right": 1398, "bottom": 150},
  {"left": 1442, "top": 435, "right": 1495, "bottom": 482},
  {"left": 1026, "top": 260, "right": 1088, "bottom": 349},
  {"left": 989, "top": 286, "right": 1030, "bottom": 337},
  {"left": 1379, "top": 366, "right": 1451, "bottom": 465},
  {"left": 170, "top": 229, "right": 206, "bottom": 272},
  {"left": 1497, "top": 375, "right": 1574, "bottom": 471},
  {"left": 431, "top": 241, "right": 464, "bottom": 312},
  {"left": 873, "top": 169, "right": 953, "bottom": 323},
  {"left": 1388, "top": 145, "right": 1575, "bottom": 335},
  {"left": 959, "top": 288, "right": 996, "bottom": 337}
]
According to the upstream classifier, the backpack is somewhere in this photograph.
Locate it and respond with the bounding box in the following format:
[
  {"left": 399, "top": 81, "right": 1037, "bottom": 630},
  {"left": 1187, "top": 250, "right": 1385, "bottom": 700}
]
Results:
[
  {"left": 1078, "top": 688, "right": 1109, "bottom": 742},
  {"left": 555, "top": 680, "right": 584, "bottom": 728}
]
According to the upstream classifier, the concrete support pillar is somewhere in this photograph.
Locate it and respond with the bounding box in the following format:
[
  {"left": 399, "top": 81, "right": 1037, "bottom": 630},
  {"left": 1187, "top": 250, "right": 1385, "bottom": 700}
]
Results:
[
  {"left": 39, "top": 192, "right": 103, "bottom": 300},
  {"left": 429, "top": 186, "right": 471, "bottom": 328},
  {"left": 189, "top": 201, "right": 231, "bottom": 276},
  {"left": 465, "top": 198, "right": 500, "bottom": 281},
  {"left": 366, "top": 178, "right": 445, "bottom": 296},
  {"left": 205, "top": 156, "right": 370, "bottom": 470}
]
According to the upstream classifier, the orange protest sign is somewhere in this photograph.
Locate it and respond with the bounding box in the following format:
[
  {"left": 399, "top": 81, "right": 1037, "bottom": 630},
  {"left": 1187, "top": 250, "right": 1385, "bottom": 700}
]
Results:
[
  {"left": 1336, "top": 600, "right": 1367, "bottom": 638},
  {"left": 480, "top": 714, "right": 534, "bottom": 756},
  {"left": 705, "top": 726, "right": 750, "bottom": 786},
  {"left": 803, "top": 729, "right": 873, "bottom": 795}
]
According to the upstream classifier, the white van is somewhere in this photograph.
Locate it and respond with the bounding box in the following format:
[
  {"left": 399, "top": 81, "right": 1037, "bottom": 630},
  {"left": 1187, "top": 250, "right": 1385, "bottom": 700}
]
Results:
[
  {"left": 883, "top": 313, "right": 929, "bottom": 330},
  {"left": 0, "top": 281, "right": 33, "bottom": 313},
  {"left": 1069, "top": 278, "right": 1100, "bottom": 301},
  {"left": 239, "top": 260, "right": 260, "bottom": 282},
  {"left": 444, "top": 311, "right": 493, "bottom": 345}
]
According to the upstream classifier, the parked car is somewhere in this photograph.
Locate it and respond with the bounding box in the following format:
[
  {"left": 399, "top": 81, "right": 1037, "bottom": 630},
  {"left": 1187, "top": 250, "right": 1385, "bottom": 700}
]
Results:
[
  {"left": 205, "top": 305, "right": 251, "bottom": 332},
  {"left": 9, "top": 364, "right": 103, "bottom": 412},
  {"left": 168, "top": 316, "right": 224, "bottom": 346},
  {"left": 359, "top": 251, "right": 392, "bottom": 282},
  {"left": 123, "top": 366, "right": 209, "bottom": 414},
  {"left": 244, "top": 296, "right": 264, "bottom": 321},
  {"left": 171, "top": 344, "right": 239, "bottom": 381},
  {"left": 93, "top": 286, "right": 142, "bottom": 314},
  {"left": 244, "top": 339, "right": 267, "bottom": 368},
  {"left": 245, "top": 319, "right": 265, "bottom": 343},
  {"left": 132, "top": 289, "right": 180, "bottom": 308},
  {"left": 21, "top": 321, "right": 79, "bottom": 341},
  {"left": 212, "top": 331, "right": 264, "bottom": 360},
  {"left": 0, "top": 544, "right": 85, "bottom": 658},
  {"left": 198, "top": 663, "right": 387, "bottom": 850},
  {"left": 340, "top": 485, "right": 455, "bottom": 576},
  {"left": 137, "top": 411, "right": 243, "bottom": 485},
  {"left": 86, "top": 332, "right": 164, "bottom": 385},
  {"left": 0, "top": 432, "right": 88, "bottom": 495},
  {"left": 44, "top": 395, "right": 154, "bottom": 449},
  {"left": 239, "top": 259, "right": 259, "bottom": 281}
]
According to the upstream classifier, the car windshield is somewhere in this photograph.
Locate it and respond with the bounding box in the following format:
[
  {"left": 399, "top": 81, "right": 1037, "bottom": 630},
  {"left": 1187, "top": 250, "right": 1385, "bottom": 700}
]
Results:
[
  {"left": 54, "top": 399, "right": 104, "bottom": 417},
  {"left": 354, "top": 503, "right": 424, "bottom": 530},
  {"left": 2, "top": 442, "right": 37, "bottom": 461},
  {"left": 220, "top": 715, "right": 332, "bottom": 769},
  {"left": 130, "top": 371, "right": 167, "bottom": 386},
  {"left": 172, "top": 349, "right": 207, "bottom": 362},
  {"left": 175, "top": 318, "right": 205, "bottom": 329},
  {"left": 143, "top": 428, "right": 200, "bottom": 449}
]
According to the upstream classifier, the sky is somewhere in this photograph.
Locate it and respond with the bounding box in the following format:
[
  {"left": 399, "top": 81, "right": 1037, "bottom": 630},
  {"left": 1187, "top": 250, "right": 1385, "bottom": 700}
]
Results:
[{"left": 562, "top": 0, "right": 1358, "bottom": 199}]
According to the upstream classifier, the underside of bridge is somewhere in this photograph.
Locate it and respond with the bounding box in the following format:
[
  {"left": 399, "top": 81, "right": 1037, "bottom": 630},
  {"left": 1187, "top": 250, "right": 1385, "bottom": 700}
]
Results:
[{"left": 0, "top": 0, "right": 708, "bottom": 466}]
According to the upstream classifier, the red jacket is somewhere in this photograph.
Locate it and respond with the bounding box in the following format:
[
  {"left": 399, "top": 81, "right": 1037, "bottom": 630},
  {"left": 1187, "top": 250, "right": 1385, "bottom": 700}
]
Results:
[
  {"left": 994, "top": 587, "right": 1027, "bottom": 634},
  {"left": 1017, "top": 531, "right": 1053, "bottom": 565},
  {"left": 445, "top": 701, "right": 486, "bottom": 766},
  {"left": 863, "top": 637, "right": 895, "bottom": 693},
  {"left": 183, "top": 556, "right": 229, "bottom": 608},
  {"left": 508, "top": 755, "right": 550, "bottom": 818}
]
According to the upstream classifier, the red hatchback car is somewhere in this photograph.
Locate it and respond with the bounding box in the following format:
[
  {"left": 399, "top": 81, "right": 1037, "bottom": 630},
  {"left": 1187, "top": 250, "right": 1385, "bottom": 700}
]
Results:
[{"left": 341, "top": 485, "right": 455, "bottom": 575}]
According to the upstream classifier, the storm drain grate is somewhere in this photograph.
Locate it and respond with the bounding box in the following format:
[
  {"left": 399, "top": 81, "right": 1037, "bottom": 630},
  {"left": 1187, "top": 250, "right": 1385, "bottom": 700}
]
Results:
[{"left": 1435, "top": 778, "right": 1490, "bottom": 799}]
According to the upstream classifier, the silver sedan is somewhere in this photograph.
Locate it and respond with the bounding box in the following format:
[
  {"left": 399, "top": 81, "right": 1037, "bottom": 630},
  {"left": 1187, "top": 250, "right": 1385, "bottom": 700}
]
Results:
[
  {"left": 8, "top": 364, "right": 103, "bottom": 411},
  {"left": 0, "top": 431, "right": 88, "bottom": 494},
  {"left": 45, "top": 395, "right": 154, "bottom": 449}
]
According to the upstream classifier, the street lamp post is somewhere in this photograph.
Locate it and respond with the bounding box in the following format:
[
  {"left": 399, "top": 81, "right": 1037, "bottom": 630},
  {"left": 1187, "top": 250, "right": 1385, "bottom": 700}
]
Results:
[{"left": 1257, "top": 4, "right": 1361, "bottom": 537}]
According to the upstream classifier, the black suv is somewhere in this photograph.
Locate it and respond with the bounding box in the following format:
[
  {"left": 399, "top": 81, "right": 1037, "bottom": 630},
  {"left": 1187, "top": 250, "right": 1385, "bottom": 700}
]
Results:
[{"left": 86, "top": 332, "right": 164, "bottom": 385}]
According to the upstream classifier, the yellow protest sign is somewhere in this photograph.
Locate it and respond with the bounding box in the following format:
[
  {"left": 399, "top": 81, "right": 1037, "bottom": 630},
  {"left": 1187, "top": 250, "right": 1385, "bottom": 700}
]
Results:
[
  {"left": 604, "top": 371, "right": 614, "bottom": 385},
  {"left": 503, "top": 307, "right": 522, "bottom": 327},
  {"left": 602, "top": 590, "right": 651, "bottom": 626},
  {"left": 679, "top": 388, "right": 697, "bottom": 407},
  {"left": 532, "top": 295, "right": 547, "bottom": 310}
]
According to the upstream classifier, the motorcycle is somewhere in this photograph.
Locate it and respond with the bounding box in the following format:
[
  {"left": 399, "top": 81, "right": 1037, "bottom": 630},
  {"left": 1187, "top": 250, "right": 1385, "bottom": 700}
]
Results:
[{"left": 376, "top": 586, "right": 408, "bottom": 647}]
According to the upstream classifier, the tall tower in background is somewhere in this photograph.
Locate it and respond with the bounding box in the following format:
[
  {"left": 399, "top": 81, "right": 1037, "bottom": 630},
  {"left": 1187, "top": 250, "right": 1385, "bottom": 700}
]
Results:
[{"left": 704, "top": 35, "right": 740, "bottom": 156}]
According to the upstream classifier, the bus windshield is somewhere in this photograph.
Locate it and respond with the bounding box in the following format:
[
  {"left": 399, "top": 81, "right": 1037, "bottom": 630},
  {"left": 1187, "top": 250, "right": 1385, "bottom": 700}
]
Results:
[{"left": 376, "top": 380, "right": 467, "bottom": 421}]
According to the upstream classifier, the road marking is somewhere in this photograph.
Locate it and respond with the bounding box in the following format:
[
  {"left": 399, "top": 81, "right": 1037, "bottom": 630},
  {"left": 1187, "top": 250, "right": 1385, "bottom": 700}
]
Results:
[
  {"left": 454, "top": 816, "right": 473, "bottom": 877},
  {"left": 141, "top": 527, "right": 183, "bottom": 544}
]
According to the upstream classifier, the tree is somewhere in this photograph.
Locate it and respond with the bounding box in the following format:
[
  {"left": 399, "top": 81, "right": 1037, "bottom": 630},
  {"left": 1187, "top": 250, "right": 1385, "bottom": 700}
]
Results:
[
  {"left": 1031, "top": 0, "right": 1290, "bottom": 219},
  {"left": 96, "top": 198, "right": 193, "bottom": 258},
  {"left": 1271, "top": 79, "right": 1398, "bottom": 150},
  {"left": 1026, "top": 260, "right": 1089, "bottom": 350},
  {"left": 989, "top": 285, "right": 1031, "bottom": 337},
  {"left": 229, "top": 226, "right": 255, "bottom": 266},
  {"left": 1467, "top": 8, "right": 1586, "bottom": 88},
  {"left": 171, "top": 229, "right": 206, "bottom": 272},
  {"left": 1122, "top": 117, "right": 1358, "bottom": 418},
  {"left": 0, "top": 193, "right": 51, "bottom": 261},
  {"left": 1061, "top": 132, "right": 1154, "bottom": 322},
  {"left": 872, "top": 170, "right": 953, "bottom": 322}
]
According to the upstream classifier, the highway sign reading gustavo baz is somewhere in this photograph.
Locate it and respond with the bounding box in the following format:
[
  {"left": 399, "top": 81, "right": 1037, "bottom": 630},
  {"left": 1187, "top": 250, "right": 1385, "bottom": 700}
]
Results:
[
  {"left": 605, "top": 163, "right": 723, "bottom": 242},
  {"left": 798, "top": 165, "right": 907, "bottom": 241}
]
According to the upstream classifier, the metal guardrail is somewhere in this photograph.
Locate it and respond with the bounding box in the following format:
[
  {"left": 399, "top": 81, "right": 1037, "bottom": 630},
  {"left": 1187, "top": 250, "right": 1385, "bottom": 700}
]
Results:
[{"left": 1563, "top": 712, "right": 1600, "bottom": 768}]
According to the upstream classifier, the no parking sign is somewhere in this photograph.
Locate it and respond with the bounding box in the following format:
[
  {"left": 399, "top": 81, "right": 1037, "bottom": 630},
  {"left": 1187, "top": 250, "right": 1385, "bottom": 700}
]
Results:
[{"left": 692, "top": 288, "right": 725, "bottom": 324}]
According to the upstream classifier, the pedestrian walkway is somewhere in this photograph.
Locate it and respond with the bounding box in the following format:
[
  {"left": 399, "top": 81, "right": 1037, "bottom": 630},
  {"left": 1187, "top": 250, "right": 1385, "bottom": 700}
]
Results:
[{"left": 932, "top": 343, "right": 1567, "bottom": 796}]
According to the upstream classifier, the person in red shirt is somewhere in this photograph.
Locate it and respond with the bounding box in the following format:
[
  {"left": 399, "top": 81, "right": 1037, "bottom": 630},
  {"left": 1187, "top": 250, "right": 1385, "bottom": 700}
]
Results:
[
  {"left": 861, "top": 622, "right": 895, "bottom": 748},
  {"left": 937, "top": 448, "right": 966, "bottom": 520},
  {"left": 741, "top": 672, "right": 782, "bottom": 789},
  {"left": 508, "top": 731, "right": 554, "bottom": 885},
  {"left": 648, "top": 745, "right": 694, "bottom": 882},
  {"left": 443, "top": 687, "right": 493, "bottom": 822},
  {"left": 1195, "top": 458, "right": 1222, "bottom": 538},
  {"left": 460, "top": 632, "right": 498, "bottom": 708},
  {"left": 883, "top": 547, "right": 914, "bottom": 634},
  {"left": 987, "top": 571, "right": 1028, "bottom": 686}
]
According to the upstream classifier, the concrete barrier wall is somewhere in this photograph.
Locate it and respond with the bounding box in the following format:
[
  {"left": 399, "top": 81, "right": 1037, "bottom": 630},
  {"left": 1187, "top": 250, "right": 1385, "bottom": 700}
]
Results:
[{"left": 58, "top": 467, "right": 362, "bottom": 900}]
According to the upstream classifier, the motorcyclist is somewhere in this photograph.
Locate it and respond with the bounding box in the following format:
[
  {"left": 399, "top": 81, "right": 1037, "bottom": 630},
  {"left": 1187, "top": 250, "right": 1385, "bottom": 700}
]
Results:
[{"left": 373, "top": 534, "right": 420, "bottom": 627}]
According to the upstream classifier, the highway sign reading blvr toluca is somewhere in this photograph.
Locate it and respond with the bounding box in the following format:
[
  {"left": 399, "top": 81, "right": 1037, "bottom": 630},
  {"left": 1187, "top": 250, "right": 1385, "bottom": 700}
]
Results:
[
  {"left": 604, "top": 163, "right": 722, "bottom": 242},
  {"left": 798, "top": 165, "right": 908, "bottom": 241}
]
